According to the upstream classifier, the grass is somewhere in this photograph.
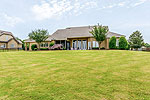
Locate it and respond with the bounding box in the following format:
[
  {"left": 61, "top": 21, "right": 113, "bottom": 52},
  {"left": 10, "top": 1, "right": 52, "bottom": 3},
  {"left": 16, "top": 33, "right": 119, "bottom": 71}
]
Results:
[{"left": 0, "top": 50, "right": 150, "bottom": 100}]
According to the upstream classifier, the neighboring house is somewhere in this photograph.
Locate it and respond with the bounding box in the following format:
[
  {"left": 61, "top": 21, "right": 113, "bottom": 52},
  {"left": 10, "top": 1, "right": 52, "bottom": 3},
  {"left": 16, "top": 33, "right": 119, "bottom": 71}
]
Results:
[
  {"left": 0, "top": 30, "right": 22, "bottom": 49},
  {"left": 25, "top": 26, "right": 125, "bottom": 50}
]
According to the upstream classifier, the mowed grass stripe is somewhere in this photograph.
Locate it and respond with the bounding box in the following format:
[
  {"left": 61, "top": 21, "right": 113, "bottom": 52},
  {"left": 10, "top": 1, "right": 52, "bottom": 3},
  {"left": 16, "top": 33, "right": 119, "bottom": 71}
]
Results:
[{"left": 0, "top": 50, "right": 150, "bottom": 100}]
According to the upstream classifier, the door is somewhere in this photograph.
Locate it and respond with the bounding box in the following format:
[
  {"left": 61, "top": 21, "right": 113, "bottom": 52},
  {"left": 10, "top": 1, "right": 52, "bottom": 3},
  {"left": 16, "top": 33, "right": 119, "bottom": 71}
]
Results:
[{"left": 67, "top": 41, "right": 70, "bottom": 50}]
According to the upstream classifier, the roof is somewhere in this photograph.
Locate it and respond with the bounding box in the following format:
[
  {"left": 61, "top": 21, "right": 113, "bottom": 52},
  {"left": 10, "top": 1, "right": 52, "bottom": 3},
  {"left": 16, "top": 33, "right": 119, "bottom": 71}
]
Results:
[
  {"left": 25, "top": 26, "right": 125, "bottom": 42},
  {"left": 0, "top": 30, "right": 13, "bottom": 36},
  {"left": 51, "top": 26, "right": 125, "bottom": 40},
  {"left": 24, "top": 35, "right": 53, "bottom": 43},
  {"left": 0, "top": 30, "right": 22, "bottom": 44}
]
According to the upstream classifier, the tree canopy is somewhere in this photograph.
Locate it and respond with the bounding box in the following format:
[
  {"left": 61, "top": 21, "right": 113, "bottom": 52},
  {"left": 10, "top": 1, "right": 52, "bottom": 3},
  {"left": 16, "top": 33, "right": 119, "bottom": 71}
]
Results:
[
  {"left": 90, "top": 25, "right": 109, "bottom": 49},
  {"left": 28, "top": 29, "right": 49, "bottom": 49},
  {"left": 128, "top": 30, "right": 144, "bottom": 49}
]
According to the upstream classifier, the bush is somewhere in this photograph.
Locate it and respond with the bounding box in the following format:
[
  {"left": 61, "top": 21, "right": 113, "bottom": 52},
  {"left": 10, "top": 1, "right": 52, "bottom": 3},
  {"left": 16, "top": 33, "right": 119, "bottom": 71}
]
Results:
[
  {"left": 109, "top": 36, "right": 116, "bottom": 49},
  {"left": 34, "top": 48, "right": 38, "bottom": 51},
  {"left": 119, "top": 37, "right": 128, "bottom": 50},
  {"left": 92, "top": 47, "right": 99, "bottom": 50},
  {"left": 31, "top": 44, "right": 37, "bottom": 51},
  {"left": 126, "top": 44, "right": 130, "bottom": 50},
  {"left": 50, "top": 42, "right": 55, "bottom": 47},
  {"left": 101, "top": 47, "right": 105, "bottom": 49},
  {"left": 40, "top": 48, "right": 49, "bottom": 50}
]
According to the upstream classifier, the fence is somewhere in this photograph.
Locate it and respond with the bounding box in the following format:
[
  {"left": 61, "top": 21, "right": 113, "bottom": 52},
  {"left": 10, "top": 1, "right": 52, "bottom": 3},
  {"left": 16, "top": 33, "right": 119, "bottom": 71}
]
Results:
[{"left": 0, "top": 48, "right": 21, "bottom": 52}]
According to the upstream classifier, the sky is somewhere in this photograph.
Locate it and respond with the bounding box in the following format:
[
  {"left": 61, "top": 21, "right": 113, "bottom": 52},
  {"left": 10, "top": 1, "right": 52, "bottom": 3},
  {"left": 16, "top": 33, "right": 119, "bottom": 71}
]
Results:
[{"left": 0, "top": 0, "right": 150, "bottom": 42}]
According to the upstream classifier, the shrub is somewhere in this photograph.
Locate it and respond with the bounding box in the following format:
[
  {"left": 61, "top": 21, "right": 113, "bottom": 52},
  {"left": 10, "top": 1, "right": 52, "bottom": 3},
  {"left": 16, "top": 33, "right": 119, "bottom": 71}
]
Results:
[
  {"left": 109, "top": 36, "right": 116, "bottom": 49},
  {"left": 126, "top": 44, "right": 130, "bottom": 50},
  {"left": 101, "top": 47, "right": 105, "bottom": 49},
  {"left": 119, "top": 37, "right": 128, "bottom": 50},
  {"left": 50, "top": 42, "right": 55, "bottom": 47},
  {"left": 40, "top": 48, "right": 49, "bottom": 50},
  {"left": 31, "top": 44, "right": 37, "bottom": 51},
  {"left": 92, "top": 47, "right": 99, "bottom": 50},
  {"left": 34, "top": 48, "right": 38, "bottom": 51}
]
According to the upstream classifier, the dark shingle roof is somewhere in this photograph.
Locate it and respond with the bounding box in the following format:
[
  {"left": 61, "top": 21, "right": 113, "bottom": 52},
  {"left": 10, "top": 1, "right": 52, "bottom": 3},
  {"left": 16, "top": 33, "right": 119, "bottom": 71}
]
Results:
[
  {"left": 0, "top": 30, "right": 13, "bottom": 36},
  {"left": 25, "top": 26, "right": 125, "bottom": 42},
  {"left": 51, "top": 26, "right": 125, "bottom": 40}
]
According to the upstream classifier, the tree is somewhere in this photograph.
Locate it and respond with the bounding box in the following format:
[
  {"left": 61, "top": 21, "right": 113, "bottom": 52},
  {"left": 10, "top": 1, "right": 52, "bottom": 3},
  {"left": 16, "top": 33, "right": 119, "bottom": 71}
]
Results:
[
  {"left": 128, "top": 30, "right": 144, "bottom": 50},
  {"left": 90, "top": 25, "right": 109, "bottom": 49},
  {"left": 28, "top": 29, "right": 49, "bottom": 50},
  {"left": 144, "top": 43, "right": 150, "bottom": 48},
  {"left": 119, "top": 37, "right": 128, "bottom": 50},
  {"left": 109, "top": 36, "right": 116, "bottom": 49}
]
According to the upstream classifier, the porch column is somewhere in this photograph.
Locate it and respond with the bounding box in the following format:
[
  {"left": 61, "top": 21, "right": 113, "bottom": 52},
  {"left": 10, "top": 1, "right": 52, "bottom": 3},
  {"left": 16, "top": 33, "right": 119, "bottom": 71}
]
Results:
[
  {"left": 106, "top": 39, "right": 109, "bottom": 49},
  {"left": 65, "top": 40, "right": 67, "bottom": 49},
  {"left": 25, "top": 43, "right": 27, "bottom": 51},
  {"left": 29, "top": 43, "right": 32, "bottom": 51}
]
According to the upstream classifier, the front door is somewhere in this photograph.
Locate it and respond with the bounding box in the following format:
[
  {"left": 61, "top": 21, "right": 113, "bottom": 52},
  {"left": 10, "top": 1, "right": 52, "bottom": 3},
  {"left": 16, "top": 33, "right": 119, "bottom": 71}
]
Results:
[{"left": 67, "top": 41, "right": 70, "bottom": 50}]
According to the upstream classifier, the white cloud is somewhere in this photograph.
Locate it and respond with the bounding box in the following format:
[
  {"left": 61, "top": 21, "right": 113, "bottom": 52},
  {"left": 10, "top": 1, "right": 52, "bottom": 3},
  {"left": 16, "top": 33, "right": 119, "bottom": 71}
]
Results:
[
  {"left": 0, "top": 13, "right": 24, "bottom": 27},
  {"left": 132, "top": 0, "right": 149, "bottom": 7},
  {"left": 31, "top": 0, "right": 97, "bottom": 20}
]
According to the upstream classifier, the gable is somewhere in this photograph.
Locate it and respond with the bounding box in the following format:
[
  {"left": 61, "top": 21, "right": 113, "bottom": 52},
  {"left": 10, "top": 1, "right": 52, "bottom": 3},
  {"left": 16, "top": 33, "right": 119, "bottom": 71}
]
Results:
[{"left": 0, "top": 34, "right": 13, "bottom": 41}]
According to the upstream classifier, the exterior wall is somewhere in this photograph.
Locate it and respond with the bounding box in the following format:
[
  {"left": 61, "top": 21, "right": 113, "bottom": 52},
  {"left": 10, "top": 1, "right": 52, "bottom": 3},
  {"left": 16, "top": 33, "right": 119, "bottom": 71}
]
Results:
[
  {"left": 68, "top": 38, "right": 88, "bottom": 50},
  {"left": 0, "top": 34, "right": 13, "bottom": 41},
  {"left": 68, "top": 37, "right": 109, "bottom": 50},
  {"left": 7, "top": 39, "right": 18, "bottom": 48},
  {"left": 88, "top": 37, "right": 106, "bottom": 48},
  {"left": 0, "top": 34, "right": 22, "bottom": 49},
  {"left": 0, "top": 43, "right": 7, "bottom": 48}
]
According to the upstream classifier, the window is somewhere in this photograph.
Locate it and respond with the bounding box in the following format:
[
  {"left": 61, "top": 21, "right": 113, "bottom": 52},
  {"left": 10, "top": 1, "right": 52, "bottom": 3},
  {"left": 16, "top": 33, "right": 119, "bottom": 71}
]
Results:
[
  {"left": 0, "top": 44, "right": 6, "bottom": 48},
  {"left": 11, "top": 44, "right": 15, "bottom": 48},
  {"left": 88, "top": 42, "right": 91, "bottom": 50},
  {"left": 93, "top": 41, "right": 99, "bottom": 48},
  {"left": 73, "top": 40, "right": 77, "bottom": 49},
  {"left": 93, "top": 41, "right": 96, "bottom": 47},
  {"left": 41, "top": 43, "right": 48, "bottom": 47},
  {"left": 78, "top": 40, "right": 81, "bottom": 50},
  {"left": 6, "top": 36, "right": 8, "bottom": 41},
  {"left": 116, "top": 39, "right": 119, "bottom": 47},
  {"left": 82, "top": 40, "right": 87, "bottom": 50}
]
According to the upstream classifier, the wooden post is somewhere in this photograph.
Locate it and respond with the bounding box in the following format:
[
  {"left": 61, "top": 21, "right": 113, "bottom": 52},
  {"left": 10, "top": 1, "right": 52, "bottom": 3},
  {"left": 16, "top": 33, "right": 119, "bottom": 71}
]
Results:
[
  {"left": 29, "top": 43, "right": 31, "bottom": 51},
  {"left": 25, "top": 43, "right": 27, "bottom": 51}
]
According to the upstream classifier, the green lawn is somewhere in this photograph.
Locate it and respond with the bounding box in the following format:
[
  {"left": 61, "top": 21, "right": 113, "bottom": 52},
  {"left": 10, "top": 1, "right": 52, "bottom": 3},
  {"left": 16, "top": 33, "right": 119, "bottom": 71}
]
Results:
[{"left": 0, "top": 50, "right": 150, "bottom": 100}]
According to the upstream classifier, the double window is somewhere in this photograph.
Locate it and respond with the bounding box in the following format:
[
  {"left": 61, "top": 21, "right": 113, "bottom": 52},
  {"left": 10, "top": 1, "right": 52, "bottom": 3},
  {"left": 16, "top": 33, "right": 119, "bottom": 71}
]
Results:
[
  {"left": 93, "top": 41, "right": 99, "bottom": 48},
  {"left": 41, "top": 43, "right": 48, "bottom": 47}
]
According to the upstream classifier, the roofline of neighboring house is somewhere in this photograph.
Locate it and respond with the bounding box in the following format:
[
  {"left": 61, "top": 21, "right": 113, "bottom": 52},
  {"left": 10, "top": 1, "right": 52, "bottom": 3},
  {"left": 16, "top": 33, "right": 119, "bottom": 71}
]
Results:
[{"left": 0, "top": 33, "right": 22, "bottom": 44}]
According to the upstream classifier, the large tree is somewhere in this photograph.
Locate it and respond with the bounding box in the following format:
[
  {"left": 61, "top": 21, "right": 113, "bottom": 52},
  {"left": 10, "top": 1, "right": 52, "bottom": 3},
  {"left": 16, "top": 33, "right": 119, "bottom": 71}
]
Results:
[
  {"left": 90, "top": 25, "right": 109, "bottom": 49},
  {"left": 28, "top": 29, "right": 49, "bottom": 50},
  {"left": 128, "top": 30, "right": 144, "bottom": 50}
]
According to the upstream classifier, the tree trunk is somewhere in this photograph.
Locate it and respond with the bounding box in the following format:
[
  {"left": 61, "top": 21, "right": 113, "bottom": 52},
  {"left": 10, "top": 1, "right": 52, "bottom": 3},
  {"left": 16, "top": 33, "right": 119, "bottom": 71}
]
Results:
[
  {"left": 38, "top": 43, "right": 40, "bottom": 50},
  {"left": 99, "top": 42, "right": 101, "bottom": 50}
]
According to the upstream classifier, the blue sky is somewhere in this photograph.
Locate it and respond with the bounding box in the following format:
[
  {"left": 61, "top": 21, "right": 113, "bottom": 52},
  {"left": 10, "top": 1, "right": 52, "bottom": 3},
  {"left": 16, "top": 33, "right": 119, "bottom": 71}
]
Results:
[{"left": 0, "top": 0, "right": 150, "bottom": 42}]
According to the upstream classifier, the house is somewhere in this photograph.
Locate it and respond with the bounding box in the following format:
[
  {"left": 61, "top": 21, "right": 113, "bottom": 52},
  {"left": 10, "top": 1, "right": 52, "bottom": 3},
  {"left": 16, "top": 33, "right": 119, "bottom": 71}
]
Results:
[
  {"left": 0, "top": 30, "right": 22, "bottom": 49},
  {"left": 24, "top": 26, "right": 125, "bottom": 51}
]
